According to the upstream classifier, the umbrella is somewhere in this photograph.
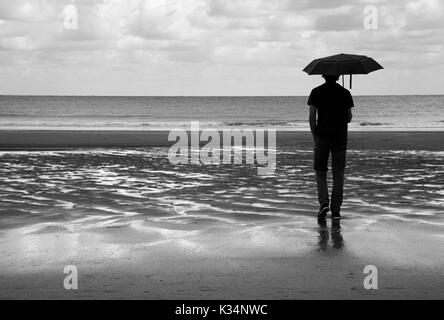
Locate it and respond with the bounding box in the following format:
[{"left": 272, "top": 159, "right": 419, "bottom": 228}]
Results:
[{"left": 303, "top": 53, "right": 383, "bottom": 89}]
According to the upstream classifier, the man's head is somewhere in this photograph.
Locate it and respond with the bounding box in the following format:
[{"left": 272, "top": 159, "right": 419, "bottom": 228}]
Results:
[{"left": 322, "top": 74, "right": 340, "bottom": 83}]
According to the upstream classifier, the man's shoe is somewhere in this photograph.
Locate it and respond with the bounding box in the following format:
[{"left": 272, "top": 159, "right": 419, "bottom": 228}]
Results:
[
  {"left": 331, "top": 211, "right": 341, "bottom": 220},
  {"left": 317, "top": 205, "right": 329, "bottom": 219}
]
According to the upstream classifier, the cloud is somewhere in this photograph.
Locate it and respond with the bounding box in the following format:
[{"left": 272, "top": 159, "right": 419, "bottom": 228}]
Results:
[
  {"left": 0, "top": 0, "right": 443, "bottom": 95},
  {"left": 0, "top": 0, "right": 56, "bottom": 21},
  {"left": 314, "top": 12, "right": 363, "bottom": 31}
]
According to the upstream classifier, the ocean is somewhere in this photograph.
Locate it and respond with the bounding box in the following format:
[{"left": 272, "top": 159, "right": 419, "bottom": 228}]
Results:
[{"left": 0, "top": 95, "right": 443, "bottom": 131}]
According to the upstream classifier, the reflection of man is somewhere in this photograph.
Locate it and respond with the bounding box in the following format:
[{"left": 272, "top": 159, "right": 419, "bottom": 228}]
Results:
[
  {"left": 330, "top": 219, "right": 344, "bottom": 249},
  {"left": 308, "top": 75, "right": 353, "bottom": 219},
  {"left": 317, "top": 219, "right": 344, "bottom": 250}
]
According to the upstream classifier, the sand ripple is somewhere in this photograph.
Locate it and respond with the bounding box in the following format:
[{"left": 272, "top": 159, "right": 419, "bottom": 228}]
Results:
[{"left": 0, "top": 148, "right": 443, "bottom": 232}]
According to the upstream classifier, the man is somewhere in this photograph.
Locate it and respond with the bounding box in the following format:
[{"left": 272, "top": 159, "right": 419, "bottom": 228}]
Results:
[{"left": 307, "top": 74, "right": 353, "bottom": 219}]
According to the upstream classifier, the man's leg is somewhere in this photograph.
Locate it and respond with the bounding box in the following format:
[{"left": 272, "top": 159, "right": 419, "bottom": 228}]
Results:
[
  {"left": 314, "top": 138, "right": 330, "bottom": 209},
  {"left": 331, "top": 144, "right": 346, "bottom": 214}
]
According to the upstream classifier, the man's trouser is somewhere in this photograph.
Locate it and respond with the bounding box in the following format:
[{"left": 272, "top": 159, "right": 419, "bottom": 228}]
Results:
[{"left": 314, "top": 137, "right": 347, "bottom": 213}]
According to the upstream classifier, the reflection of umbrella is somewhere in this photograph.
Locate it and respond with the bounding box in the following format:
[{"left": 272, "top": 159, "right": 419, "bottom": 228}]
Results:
[{"left": 303, "top": 53, "right": 383, "bottom": 89}]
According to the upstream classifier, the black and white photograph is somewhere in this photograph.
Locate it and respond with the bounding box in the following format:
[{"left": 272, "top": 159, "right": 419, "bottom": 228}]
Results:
[{"left": 0, "top": 0, "right": 443, "bottom": 306}]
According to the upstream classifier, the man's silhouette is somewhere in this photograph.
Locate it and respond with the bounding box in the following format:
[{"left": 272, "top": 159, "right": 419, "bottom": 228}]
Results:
[{"left": 307, "top": 74, "right": 353, "bottom": 219}]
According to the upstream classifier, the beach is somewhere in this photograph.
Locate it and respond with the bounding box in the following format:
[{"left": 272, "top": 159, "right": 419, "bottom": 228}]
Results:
[{"left": 0, "top": 129, "right": 443, "bottom": 299}]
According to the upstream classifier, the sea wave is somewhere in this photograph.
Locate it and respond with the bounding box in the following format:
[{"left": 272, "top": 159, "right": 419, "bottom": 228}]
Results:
[{"left": 359, "top": 121, "right": 393, "bottom": 126}]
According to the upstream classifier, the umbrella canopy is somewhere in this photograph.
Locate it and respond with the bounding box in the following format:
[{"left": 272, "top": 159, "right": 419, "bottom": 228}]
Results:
[
  {"left": 303, "top": 53, "right": 383, "bottom": 88},
  {"left": 303, "top": 53, "right": 383, "bottom": 75}
]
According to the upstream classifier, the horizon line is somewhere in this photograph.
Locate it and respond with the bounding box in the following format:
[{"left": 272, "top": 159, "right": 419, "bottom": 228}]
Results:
[{"left": 1, "top": 94, "right": 444, "bottom": 97}]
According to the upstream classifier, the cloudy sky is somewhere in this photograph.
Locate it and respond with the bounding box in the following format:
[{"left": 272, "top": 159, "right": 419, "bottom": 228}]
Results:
[{"left": 0, "top": 0, "right": 443, "bottom": 95}]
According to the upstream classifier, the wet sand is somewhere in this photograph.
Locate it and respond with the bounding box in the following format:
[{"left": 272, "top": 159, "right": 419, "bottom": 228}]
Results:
[
  {"left": 0, "top": 131, "right": 443, "bottom": 299},
  {"left": 1, "top": 218, "right": 443, "bottom": 299},
  {"left": 1, "top": 130, "right": 443, "bottom": 151}
]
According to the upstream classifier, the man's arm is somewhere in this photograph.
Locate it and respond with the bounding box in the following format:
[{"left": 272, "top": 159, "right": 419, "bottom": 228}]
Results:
[
  {"left": 309, "top": 104, "right": 317, "bottom": 140},
  {"left": 346, "top": 90, "right": 354, "bottom": 123}
]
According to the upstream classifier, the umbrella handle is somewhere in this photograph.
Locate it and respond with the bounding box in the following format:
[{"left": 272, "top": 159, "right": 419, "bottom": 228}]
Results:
[
  {"left": 342, "top": 75, "right": 344, "bottom": 87},
  {"left": 349, "top": 74, "right": 352, "bottom": 89}
]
